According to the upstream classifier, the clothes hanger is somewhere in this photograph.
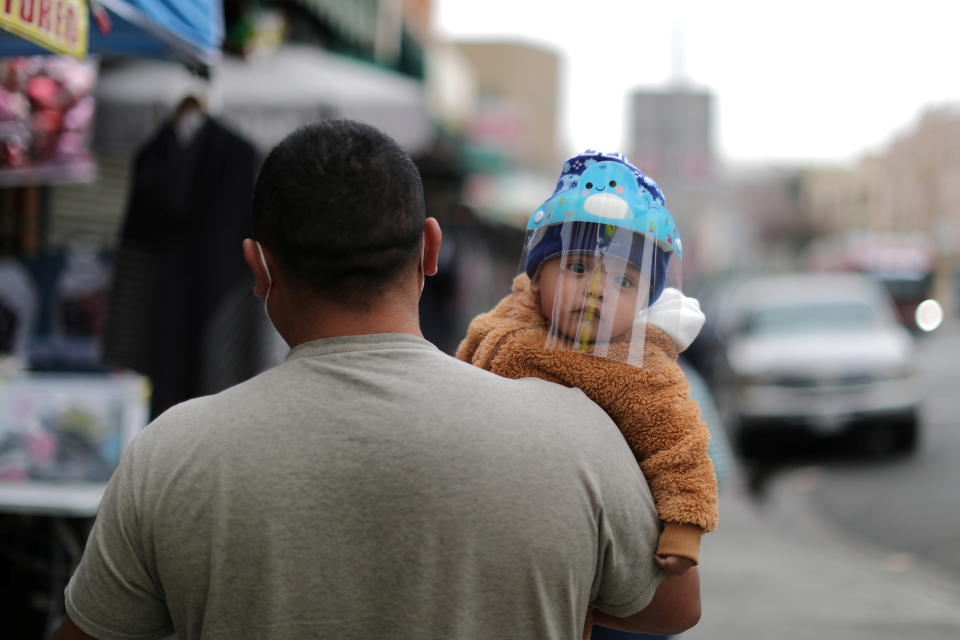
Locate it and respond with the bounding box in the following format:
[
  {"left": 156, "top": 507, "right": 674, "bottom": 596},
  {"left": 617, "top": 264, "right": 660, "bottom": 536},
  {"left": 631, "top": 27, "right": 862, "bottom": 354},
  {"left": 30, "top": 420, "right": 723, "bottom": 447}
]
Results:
[{"left": 172, "top": 94, "right": 207, "bottom": 146}]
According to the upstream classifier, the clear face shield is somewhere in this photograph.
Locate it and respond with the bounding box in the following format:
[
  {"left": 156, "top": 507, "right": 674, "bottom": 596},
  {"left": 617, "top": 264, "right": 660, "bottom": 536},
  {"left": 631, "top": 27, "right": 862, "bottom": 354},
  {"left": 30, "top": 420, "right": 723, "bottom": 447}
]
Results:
[{"left": 519, "top": 155, "right": 684, "bottom": 367}]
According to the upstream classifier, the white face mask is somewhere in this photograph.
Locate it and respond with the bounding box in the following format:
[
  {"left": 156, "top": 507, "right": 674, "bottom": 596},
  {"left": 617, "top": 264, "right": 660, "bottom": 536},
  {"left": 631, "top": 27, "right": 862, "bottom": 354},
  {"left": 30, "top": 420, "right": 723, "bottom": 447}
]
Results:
[
  {"left": 256, "top": 241, "right": 274, "bottom": 325},
  {"left": 419, "top": 241, "right": 426, "bottom": 296}
]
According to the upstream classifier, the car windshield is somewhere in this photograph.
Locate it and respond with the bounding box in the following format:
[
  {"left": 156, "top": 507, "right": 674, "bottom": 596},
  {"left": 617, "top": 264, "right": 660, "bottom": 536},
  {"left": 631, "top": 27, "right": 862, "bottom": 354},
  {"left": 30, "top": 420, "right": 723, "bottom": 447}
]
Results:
[{"left": 742, "top": 301, "right": 880, "bottom": 335}]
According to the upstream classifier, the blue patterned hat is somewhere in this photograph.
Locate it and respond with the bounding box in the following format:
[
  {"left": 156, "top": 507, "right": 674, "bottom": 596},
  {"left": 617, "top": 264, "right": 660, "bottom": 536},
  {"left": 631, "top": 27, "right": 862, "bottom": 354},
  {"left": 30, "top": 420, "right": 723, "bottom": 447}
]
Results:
[
  {"left": 526, "top": 150, "right": 681, "bottom": 257},
  {"left": 550, "top": 150, "right": 666, "bottom": 204}
]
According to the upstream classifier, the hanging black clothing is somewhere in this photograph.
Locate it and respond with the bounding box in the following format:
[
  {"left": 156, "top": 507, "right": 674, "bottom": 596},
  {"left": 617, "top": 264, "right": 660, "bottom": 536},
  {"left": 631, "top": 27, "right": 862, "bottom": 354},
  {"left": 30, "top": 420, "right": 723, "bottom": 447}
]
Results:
[{"left": 105, "top": 115, "right": 262, "bottom": 418}]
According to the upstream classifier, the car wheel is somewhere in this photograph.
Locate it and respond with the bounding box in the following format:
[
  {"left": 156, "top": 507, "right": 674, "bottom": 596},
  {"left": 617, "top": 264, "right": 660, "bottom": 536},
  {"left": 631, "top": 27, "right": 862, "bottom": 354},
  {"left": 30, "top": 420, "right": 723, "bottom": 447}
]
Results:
[
  {"left": 892, "top": 411, "right": 919, "bottom": 454},
  {"left": 736, "top": 428, "right": 764, "bottom": 459},
  {"left": 857, "top": 411, "right": 919, "bottom": 457},
  {"left": 856, "top": 424, "right": 897, "bottom": 457}
]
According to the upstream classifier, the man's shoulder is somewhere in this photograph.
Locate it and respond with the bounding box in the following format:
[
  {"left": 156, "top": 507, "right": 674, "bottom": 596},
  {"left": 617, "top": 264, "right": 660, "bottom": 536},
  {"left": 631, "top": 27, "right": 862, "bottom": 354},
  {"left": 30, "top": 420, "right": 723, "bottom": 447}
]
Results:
[
  {"left": 145, "top": 369, "right": 277, "bottom": 432},
  {"left": 502, "top": 374, "right": 609, "bottom": 419},
  {"left": 428, "top": 353, "right": 620, "bottom": 444},
  {"left": 144, "top": 348, "right": 617, "bottom": 448},
  {"left": 437, "top": 350, "right": 608, "bottom": 410}
]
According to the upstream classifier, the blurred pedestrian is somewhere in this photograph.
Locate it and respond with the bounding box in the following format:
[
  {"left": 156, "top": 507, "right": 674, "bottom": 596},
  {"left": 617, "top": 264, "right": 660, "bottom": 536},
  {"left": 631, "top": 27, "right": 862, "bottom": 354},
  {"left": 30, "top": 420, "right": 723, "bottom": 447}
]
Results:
[
  {"left": 54, "top": 121, "right": 699, "bottom": 640},
  {"left": 457, "top": 150, "right": 716, "bottom": 637}
]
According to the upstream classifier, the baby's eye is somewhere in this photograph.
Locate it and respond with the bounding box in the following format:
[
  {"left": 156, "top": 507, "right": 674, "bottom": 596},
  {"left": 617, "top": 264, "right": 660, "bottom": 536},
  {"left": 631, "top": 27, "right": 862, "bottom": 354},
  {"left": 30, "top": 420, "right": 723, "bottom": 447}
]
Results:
[
  {"left": 609, "top": 180, "right": 617, "bottom": 187},
  {"left": 566, "top": 261, "right": 589, "bottom": 274},
  {"left": 615, "top": 275, "right": 636, "bottom": 288}
]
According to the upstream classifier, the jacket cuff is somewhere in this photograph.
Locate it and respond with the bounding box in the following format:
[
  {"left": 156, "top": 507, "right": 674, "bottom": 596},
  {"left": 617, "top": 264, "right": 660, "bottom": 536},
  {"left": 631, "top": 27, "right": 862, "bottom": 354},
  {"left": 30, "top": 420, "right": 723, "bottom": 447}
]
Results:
[{"left": 656, "top": 522, "right": 705, "bottom": 564}]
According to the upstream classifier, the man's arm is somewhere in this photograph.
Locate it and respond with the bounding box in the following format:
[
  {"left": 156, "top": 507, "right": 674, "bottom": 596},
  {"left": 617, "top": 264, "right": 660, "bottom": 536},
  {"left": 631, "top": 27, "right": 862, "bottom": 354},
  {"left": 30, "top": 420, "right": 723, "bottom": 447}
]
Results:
[
  {"left": 593, "top": 568, "right": 701, "bottom": 636},
  {"left": 58, "top": 430, "right": 174, "bottom": 639},
  {"left": 53, "top": 615, "right": 98, "bottom": 640}
]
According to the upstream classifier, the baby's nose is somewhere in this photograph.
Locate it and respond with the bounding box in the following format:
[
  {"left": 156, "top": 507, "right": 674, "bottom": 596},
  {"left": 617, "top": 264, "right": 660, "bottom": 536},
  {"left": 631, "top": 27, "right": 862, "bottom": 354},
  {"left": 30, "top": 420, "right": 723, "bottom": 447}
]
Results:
[{"left": 585, "top": 269, "right": 606, "bottom": 297}]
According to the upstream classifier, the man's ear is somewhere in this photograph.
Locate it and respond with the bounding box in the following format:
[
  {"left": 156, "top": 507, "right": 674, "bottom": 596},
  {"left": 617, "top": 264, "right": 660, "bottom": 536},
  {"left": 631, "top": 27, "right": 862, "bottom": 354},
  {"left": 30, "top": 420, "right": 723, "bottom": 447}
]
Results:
[
  {"left": 421, "top": 217, "right": 442, "bottom": 276},
  {"left": 242, "top": 238, "right": 271, "bottom": 299}
]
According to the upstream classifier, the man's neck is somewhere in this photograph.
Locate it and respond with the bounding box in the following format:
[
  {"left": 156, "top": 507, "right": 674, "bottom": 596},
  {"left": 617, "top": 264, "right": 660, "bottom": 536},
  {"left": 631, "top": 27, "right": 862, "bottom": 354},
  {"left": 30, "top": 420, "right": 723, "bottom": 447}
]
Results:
[{"left": 281, "top": 299, "right": 424, "bottom": 348}]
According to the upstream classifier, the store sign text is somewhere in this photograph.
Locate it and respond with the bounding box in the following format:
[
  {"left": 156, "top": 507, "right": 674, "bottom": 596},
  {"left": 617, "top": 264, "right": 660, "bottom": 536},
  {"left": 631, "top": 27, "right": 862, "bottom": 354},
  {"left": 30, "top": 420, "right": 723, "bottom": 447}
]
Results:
[{"left": 0, "top": 0, "right": 88, "bottom": 59}]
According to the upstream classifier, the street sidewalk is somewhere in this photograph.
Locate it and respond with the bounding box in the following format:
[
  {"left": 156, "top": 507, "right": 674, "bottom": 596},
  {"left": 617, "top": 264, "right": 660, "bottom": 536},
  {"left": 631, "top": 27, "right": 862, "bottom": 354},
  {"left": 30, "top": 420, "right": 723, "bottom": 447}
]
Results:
[{"left": 683, "top": 468, "right": 960, "bottom": 640}]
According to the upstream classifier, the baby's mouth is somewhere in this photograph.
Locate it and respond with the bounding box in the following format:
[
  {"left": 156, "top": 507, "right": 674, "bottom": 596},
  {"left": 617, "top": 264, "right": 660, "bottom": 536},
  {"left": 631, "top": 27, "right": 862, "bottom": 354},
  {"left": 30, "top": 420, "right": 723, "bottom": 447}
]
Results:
[{"left": 577, "top": 306, "right": 602, "bottom": 320}]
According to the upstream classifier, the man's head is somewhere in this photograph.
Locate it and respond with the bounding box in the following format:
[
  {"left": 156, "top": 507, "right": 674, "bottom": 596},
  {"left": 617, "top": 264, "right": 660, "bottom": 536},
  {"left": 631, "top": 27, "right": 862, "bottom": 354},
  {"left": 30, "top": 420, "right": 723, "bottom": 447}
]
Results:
[{"left": 252, "top": 119, "right": 427, "bottom": 307}]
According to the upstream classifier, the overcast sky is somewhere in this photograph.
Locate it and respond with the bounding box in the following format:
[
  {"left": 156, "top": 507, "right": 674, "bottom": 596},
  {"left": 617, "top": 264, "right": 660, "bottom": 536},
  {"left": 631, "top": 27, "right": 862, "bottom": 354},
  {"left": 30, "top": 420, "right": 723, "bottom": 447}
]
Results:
[{"left": 434, "top": 0, "right": 960, "bottom": 166}]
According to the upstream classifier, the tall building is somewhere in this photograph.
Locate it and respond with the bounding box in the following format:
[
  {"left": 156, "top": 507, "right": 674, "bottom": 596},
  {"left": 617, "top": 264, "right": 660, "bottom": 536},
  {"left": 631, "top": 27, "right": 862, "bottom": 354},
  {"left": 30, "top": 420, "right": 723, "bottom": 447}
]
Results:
[
  {"left": 626, "top": 87, "right": 717, "bottom": 278},
  {"left": 627, "top": 88, "right": 714, "bottom": 187}
]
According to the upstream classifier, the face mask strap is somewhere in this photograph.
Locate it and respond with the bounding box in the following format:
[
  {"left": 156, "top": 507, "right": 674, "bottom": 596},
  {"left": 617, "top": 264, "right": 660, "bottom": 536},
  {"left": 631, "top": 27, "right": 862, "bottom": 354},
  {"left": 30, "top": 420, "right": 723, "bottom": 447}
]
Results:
[
  {"left": 256, "top": 241, "right": 272, "bottom": 287},
  {"left": 256, "top": 241, "right": 274, "bottom": 324},
  {"left": 419, "top": 237, "right": 426, "bottom": 296}
]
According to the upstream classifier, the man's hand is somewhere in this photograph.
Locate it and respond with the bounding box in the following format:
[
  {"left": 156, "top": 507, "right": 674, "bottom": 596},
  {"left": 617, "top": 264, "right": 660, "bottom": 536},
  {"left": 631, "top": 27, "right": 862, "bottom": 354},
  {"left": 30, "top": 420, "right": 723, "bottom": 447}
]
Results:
[
  {"left": 53, "top": 615, "right": 98, "bottom": 640},
  {"left": 655, "top": 553, "right": 695, "bottom": 576},
  {"left": 592, "top": 567, "right": 701, "bottom": 636}
]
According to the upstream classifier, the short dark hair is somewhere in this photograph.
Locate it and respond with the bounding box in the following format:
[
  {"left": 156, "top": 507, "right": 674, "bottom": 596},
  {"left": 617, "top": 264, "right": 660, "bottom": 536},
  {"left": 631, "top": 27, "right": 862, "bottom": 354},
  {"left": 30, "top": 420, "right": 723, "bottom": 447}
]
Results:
[{"left": 253, "top": 119, "right": 425, "bottom": 305}]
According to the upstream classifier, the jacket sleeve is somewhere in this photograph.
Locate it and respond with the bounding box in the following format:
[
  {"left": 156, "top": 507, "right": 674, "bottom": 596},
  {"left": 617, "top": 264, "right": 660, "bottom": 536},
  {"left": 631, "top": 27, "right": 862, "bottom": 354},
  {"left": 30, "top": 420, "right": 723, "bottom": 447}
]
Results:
[{"left": 595, "top": 330, "right": 718, "bottom": 563}]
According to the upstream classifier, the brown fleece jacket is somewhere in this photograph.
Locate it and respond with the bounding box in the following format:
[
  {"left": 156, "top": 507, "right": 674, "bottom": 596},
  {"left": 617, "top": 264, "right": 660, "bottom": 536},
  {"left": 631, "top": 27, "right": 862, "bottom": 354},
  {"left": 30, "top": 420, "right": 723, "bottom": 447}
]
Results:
[{"left": 456, "top": 274, "right": 718, "bottom": 563}]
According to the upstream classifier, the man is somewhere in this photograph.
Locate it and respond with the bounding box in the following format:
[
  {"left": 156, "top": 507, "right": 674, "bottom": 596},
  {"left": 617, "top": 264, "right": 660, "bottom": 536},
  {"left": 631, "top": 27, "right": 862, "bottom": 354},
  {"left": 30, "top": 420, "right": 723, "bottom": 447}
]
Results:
[{"left": 56, "top": 120, "right": 700, "bottom": 640}]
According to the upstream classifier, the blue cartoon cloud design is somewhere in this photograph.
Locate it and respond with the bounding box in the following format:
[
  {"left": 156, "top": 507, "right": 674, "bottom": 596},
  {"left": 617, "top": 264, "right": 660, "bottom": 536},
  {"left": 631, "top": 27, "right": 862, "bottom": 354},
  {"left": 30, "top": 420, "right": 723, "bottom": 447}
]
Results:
[
  {"left": 528, "top": 160, "right": 682, "bottom": 257},
  {"left": 579, "top": 161, "right": 644, "bottom": 219}
]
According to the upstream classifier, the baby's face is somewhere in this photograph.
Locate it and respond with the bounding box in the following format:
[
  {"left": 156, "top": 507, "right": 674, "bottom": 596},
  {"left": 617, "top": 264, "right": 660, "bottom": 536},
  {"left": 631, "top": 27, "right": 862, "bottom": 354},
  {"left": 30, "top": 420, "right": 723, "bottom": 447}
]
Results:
[{"left": 533, "top": 253, "right": 649, "bottom": 343}]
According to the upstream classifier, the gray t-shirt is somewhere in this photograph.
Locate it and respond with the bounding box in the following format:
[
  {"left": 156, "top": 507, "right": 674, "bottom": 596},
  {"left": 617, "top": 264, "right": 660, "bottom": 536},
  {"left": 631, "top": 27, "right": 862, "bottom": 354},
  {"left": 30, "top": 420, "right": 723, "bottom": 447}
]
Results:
[{"left": 65, "top": 334, "right": 663, "bottom": 640}]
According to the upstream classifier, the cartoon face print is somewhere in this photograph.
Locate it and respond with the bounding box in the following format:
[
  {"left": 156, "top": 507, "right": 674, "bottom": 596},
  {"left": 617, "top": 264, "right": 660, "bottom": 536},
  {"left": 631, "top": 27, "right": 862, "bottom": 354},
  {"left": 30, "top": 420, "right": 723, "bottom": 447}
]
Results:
[
  {"left": 579, "top": 162, "right": 633, "bottom": 197},
  {"left": 578, "top": 161, "right": 649, "bottom": 220}
]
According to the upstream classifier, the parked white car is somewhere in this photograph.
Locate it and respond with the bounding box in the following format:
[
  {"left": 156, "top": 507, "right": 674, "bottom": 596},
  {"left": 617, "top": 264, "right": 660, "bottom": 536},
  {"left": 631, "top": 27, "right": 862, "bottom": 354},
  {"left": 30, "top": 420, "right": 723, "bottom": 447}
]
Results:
[{"left": 709, "top": 272, "right": 920, "bottom": 455}]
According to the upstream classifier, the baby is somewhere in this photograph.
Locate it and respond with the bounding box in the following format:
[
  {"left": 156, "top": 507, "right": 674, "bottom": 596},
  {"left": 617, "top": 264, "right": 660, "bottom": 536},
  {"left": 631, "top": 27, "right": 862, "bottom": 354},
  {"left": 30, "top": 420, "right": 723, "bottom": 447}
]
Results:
[{"left": 457, "top": 151, "right": 718, "bottom": 586}]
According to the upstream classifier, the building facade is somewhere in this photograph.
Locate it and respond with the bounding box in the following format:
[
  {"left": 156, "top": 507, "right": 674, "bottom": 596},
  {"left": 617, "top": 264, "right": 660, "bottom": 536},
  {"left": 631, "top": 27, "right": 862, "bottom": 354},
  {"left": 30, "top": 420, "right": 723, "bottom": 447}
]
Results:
[{"left": 454, "top": 40, "right": 562, "bottom": 177}]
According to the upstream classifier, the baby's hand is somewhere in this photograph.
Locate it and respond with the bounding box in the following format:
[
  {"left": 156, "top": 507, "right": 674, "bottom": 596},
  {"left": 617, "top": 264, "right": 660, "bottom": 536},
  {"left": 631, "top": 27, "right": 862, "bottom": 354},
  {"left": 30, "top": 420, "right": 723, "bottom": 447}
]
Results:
[{"left": 655, "top": 554, "right": 695, "bottom": 576}]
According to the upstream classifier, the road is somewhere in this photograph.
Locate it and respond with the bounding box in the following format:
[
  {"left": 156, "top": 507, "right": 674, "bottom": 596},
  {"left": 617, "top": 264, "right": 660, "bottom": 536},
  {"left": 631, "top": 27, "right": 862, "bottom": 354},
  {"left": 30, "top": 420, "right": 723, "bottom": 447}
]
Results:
[
  {"left": 807, "top": 321, "right": 960, "bottom": 580},
  {"left": 686, "top": 463, "right": 960, "bottom": 640},
  {"left": 682, "top": 321, "right": 960, "bottom": 639},
  {"left": 735, "top": 320, "right": 960, "bottom": 583}
]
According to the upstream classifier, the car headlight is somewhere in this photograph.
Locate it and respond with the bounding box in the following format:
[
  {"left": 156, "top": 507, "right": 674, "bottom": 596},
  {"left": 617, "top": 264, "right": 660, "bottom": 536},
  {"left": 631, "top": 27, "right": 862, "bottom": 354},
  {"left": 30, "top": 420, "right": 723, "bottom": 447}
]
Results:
[
  {"left": 735, "top": 372, "right": 781, "bottom": 387},
  {"left": 874, "top": 364, "right": 915, "bottom": 380},
  {"left": 915, "top": 299, "right": 943, "bottom": 332}
]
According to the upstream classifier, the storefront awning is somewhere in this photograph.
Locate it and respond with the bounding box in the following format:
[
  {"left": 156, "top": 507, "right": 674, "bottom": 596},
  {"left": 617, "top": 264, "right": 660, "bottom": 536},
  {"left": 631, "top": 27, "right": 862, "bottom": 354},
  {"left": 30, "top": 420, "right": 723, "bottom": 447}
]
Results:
[
  {"left": 94, "top": 45, "right": 433, "bottom": 154},
  {"left": 0, "top": 0, "right": 221, "bottom": 68}
]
